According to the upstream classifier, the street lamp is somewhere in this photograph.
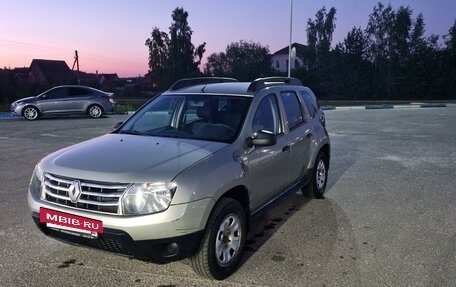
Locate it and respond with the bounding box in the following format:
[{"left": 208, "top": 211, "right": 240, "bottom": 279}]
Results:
[{"left": 288, "top": 0, "right": 293, "bottom": 78}]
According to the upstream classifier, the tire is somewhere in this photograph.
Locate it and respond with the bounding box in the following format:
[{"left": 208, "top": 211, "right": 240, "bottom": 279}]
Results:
[
  {"left": 23, "top": 106, "right": 39, "bottom": 121},
  {"left": 302, "top": 152, "right": 328, "bottom": 199},
  {"left": 88, "top": 105, "right": 103, "bottom": 118},
  {"left": 190, "top": 198, "right": 246, "bottom": 280}
]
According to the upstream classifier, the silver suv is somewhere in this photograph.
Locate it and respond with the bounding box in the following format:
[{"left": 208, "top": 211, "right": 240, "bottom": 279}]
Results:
[
  {"left": 28, "top": 77, "right": 330, "bottom": 279},
  {"left": 11, "top": 85, "right": 115, "bottom": 120}
]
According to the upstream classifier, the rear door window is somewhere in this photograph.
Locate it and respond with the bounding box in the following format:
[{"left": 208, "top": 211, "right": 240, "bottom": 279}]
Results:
[
  {"left": 300, "top": 90, "right": 318, "bottom": 118},
  {"left": 279, "top": 91, "right": 304, "bottom": 130},
  {"left": 69, "top": 87, "right": 91, "bottom": 97}
]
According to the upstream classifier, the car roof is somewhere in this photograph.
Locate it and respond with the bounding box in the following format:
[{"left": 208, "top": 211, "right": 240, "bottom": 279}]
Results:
[
  {"left": 166, "top": 82, "right": 253, "bottom": 96},
  {"left": 164, "top": 77, "right": 305, "bottom": 97},
  {"left": 46, "top": 85, "right": 110, "bottom": 94}
]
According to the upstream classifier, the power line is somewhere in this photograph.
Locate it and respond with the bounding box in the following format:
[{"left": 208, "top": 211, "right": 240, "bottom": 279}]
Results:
[{"left": 0, "top": 38, "right": 145, "bottom": 66}]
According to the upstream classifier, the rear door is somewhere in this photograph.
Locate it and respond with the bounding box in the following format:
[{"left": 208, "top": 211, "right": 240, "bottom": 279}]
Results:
[
  {"left": 66, "top": 87, "right": 92, "bottom": 112},
  {"left": 278, "top": 90, "right": 313, "bottom": 182}
]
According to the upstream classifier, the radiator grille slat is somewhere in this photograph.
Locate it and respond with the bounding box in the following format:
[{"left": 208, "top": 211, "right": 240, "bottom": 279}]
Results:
[{"left": 43, "top": 173, "right": 129, "bottom": 215}]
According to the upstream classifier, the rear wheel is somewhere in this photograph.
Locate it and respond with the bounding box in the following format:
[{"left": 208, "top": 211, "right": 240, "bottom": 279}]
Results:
[
  {"left": 190, "top": 198, "right": 246, "bottom": 280},
  {"left": 23, "top": 106, "right": 39, "bottom": 121},
  {"left": 303, "top": 152, "right": 328, "bottom": 199},
  {"left": 88, "top": 105, "right": 103, "bottom": 118}
]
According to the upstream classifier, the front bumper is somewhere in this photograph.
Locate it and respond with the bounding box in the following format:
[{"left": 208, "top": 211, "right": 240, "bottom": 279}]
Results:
[
  {"left": 28, "top": 183, "right": 215, "bottom": 261},
  {"left": 11, "top": 105, "right": 22, "bottom": 116},
  {"left": 32, "top": 213, "right": 203, "bottom": 263}
]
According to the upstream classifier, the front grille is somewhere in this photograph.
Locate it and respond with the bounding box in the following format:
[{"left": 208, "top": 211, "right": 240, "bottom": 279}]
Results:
[{"left": 43, "top": 173, "right": 129, "bottom": 214}]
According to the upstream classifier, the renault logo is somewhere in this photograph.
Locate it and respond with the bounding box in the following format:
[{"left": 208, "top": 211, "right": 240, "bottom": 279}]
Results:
[{"left": 68, "top": 180, "right": 82, "bottom": 203}]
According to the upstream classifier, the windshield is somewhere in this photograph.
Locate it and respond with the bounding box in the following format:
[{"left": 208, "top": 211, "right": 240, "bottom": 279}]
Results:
[{"left": 118, "top": 94, "right": 251, "bottom": 143}]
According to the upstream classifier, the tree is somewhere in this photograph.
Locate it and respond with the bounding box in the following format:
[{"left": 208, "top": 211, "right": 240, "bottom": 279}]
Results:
[
  {"left": 339, "top": 27, "right": 368, "bottom": 60},
  {"left": 145, "top": 7, "right": 206, "bottom": 90},
  {"left": 306, "top": 6, "right": 337, "bottom": 66},
  {"left": 331, "top": 27, "right": 372, "bottom": 100},
  {"left": 441, "top": 19, "right": 456, "bottom": 97},
  {"left": 446, "top": 19, "right": 456, "bottom": 56},
  {"left": 145, "top": 27, "right": 169, "bottom": 89},
  {"left": 204, "top": 40, "right": 271, "bottom": 81},
  {"left": 205, "top": 52, "right": 230, "bottom": 76}
]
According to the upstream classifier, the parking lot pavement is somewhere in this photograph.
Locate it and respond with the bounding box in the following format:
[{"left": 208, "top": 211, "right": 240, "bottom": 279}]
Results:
[{"left": 0, "top": 107, "right": 455, "bottom": 286}]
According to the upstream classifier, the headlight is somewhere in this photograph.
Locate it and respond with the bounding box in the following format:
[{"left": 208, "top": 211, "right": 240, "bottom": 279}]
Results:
[
  {"left": 121, "top": 182, "right": 177, "bottom": 215},
  {"left": 29, "top": 163, "right": 44, "bottom": 198}
]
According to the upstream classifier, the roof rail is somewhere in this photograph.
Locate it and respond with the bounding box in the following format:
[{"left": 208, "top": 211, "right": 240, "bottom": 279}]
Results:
[
  {"left": 247, "top": 77, "right": 303, "bottom": 93},
  {"left": 168, "top": 77, "right": 238, "bottom": 91}
]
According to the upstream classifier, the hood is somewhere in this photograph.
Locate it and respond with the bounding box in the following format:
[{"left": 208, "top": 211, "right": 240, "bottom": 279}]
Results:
[
  {"left": 41, "top": 134, "right": 227, "bottom": 183},
  {"left": 13, "top": 96, "right": 36, "bottom": 105}
]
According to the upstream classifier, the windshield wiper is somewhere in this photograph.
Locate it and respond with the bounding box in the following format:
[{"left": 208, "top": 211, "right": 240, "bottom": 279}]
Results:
[{"left": 119, "top": 129, "right": 144, "bottom": 136}]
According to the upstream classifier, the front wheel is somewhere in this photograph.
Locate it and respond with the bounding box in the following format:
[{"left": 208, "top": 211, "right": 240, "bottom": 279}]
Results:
[
  {"left": 23, "top": 106, "right": 39, "bottom": 121},
  {"left": 190, "top": 198, "right": 246, "bottom": 280},
  {"left": 303, "top": 152, "right": 328, "bottom": 199},
  {"left": 88, "top": 105, "right": 103, "bottom": 118}
]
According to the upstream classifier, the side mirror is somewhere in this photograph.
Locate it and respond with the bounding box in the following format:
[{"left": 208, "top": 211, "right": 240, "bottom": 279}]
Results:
[
  {"left": 112, "top": 121, "right": 123, "bottom": 131},
  {"left": 247, "top": 130, "right": 277, "bottom": 147}
]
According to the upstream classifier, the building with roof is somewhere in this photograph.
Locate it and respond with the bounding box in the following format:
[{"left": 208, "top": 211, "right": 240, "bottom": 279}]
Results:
[
  {"left": 271, "top": 43, "right": 309, "bottom": 73},
  {"left": 28, "top": 59, "right": 73, "bottom": 85}
]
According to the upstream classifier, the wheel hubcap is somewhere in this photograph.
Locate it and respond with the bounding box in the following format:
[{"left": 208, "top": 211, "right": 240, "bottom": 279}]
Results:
[
  {"left": 90, "top": 106, "right": 101, "bottom": 117},
  {"left": 316, "top": 159, "right": 326, "bottom": 190},
  {"left": 215, "top": 214, "right": 242, "bottom": 266},
  {"left": 24, "top": 108, "right": 37, "bottom": 119}
]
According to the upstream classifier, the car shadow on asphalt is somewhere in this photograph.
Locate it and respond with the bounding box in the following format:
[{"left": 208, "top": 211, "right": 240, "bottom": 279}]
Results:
[
  {"left": 235, "top": 194, "right": 363, "bottom": 285},
  {"left": 239, "top": 192, "right": 312, "bottom": 264}
]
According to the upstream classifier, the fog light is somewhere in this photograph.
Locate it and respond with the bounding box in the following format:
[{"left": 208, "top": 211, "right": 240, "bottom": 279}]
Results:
[{"left": 164, "top": 242, "right": 179, "bottom": 257}]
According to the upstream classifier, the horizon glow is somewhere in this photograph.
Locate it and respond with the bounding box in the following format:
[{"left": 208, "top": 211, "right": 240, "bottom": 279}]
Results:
[{"left": 1, "top": 0, "right": 454, "bottom": 77}]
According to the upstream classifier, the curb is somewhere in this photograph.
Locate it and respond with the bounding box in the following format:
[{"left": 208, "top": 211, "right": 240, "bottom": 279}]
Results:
[
  {"left": 0, "top": 113, "right": 17, "bottom": 120},
  {"left": 322, "top": 103, "right": 448, "bottom": 111}
]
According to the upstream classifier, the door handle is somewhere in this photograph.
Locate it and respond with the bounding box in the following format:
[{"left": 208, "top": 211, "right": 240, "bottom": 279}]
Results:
[
  {"left": 282, "top": 145, "right": 290, "bottom": 152},
  {"left": 306, "top": 132, "right": 313, "bottom": 138}
]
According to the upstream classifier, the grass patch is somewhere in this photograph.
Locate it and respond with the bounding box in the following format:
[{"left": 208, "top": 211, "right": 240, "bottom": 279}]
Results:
[
  {"left": 113, "top": 103, "right": 136, "bottom": 114},
  {"left": 365, "top": 104, "right": 394, "bottom": 110},
  {"left": 322, "top": 105, "right": 336, "bottom": 110}
]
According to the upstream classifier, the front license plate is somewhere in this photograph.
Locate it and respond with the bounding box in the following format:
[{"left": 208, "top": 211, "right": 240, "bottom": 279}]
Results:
[{"left": 40, "top": 208, "right": 103, "bottom": 237}]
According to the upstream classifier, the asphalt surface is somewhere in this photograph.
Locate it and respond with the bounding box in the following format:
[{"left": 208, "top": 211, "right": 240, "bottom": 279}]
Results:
[{"left": 0, "top": 106, "right": 455, "bottom": 287}]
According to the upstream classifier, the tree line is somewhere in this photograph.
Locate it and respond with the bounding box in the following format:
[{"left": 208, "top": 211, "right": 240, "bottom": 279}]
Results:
[{"left": 146, "top": 4, "right": 455, "bottom": 100}]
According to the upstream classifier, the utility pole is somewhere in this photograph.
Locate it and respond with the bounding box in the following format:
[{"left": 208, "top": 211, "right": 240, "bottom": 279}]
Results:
[
  {"left": 72, "top": 50, "right": 80, "bottom": 84},
  {"left": 288, "top": 0, "right": 294, "bottom": 78}
]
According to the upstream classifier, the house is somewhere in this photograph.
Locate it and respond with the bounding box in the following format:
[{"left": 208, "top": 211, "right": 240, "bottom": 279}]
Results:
[
  {"left": 98, "top": 73, "right": 120, "bottom": 85},
  {"left": 28, "top": 59, "right": 73, "bottom": 85},
  {"left": 271, "top": 43, "right": 308, "bottom": 73},
  {"left": 13, "top": 67, "right": 29, "bottom": 83}
]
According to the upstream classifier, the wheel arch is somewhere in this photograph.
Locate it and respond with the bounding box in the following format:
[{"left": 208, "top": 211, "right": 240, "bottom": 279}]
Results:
[
  {"left": 22, "top": 104, "right": 40, "bottom": 115},
  {"left": 87, "top": 103, "right": 104, "bottom": 112},
  {"left": 212, "top": 185, "right": 251, "bottom": 230},
  {"left": 319, "top": 143, "right": 330, "bottom": 164}
]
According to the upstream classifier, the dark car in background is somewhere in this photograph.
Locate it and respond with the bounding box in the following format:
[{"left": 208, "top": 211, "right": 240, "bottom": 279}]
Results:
[{"left": 10, "top": 85, "right": 115, "bottom": 120}]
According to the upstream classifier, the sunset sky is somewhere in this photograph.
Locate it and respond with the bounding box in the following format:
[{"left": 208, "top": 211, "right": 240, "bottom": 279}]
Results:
[{"left": 1, "top": 0, "right": 455, "bottom": 77}]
